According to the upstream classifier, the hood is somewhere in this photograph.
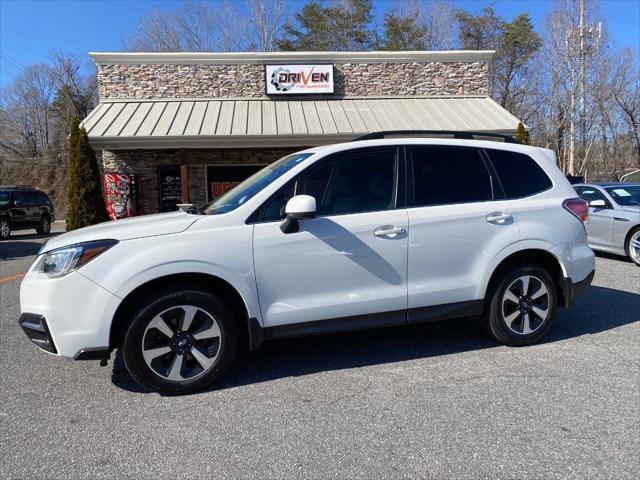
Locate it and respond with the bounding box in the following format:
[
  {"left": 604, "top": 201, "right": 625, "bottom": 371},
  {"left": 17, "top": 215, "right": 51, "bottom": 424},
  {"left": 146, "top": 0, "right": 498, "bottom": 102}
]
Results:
[
  {"left": 622, "top": 205, "right": 640, "bottom": 213},
  {"left": 41, "top": 211, "right": 200, "bottom": 253}
]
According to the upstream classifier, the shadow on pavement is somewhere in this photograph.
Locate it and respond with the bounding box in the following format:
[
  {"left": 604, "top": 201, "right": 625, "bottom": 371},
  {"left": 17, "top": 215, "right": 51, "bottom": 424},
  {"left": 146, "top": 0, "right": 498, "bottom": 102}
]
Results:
[
  {"left": 594, "top": 250, "right": 633, "bottom": 264},
  {"left": 0, "top": 233, "right": 60, "bottom": 260},
  {"left": 110, "top": 285, "right": 640, "bottom": 395}
]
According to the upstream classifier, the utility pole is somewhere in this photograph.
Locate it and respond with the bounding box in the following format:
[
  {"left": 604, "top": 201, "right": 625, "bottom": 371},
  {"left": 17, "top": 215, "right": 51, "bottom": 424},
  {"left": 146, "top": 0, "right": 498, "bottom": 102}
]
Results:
[{"left": 566, "top": 0, "right": 601, "bottom": 177}]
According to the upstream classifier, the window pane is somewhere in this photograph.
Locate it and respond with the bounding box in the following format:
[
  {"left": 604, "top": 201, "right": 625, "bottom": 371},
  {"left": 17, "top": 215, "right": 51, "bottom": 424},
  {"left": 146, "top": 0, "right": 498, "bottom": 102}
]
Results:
[
  {"left": 320, "top": 148, "right": 396, "bottom": 216},
  {"left": 261, "top": 180, "right": 295, "bottom": 222},
  {"left": 576, "top": 187, "right": 607, "bottom": 203},
  {"left": 486, "top": 149, "right": 552, "bottom": 198},
  {"left": 259, "top": 163, "right": 335, "bottom": 222},
  {"left": 12, "top": 192, "right": 25, "bottom": 205},
  {"left": 411, "top": 146, "right": 492, "bottom": 206}
]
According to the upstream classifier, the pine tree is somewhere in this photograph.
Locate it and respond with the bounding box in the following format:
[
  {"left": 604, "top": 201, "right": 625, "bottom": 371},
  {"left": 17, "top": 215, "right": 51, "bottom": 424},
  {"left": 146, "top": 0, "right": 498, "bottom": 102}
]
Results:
[
  {"left": 66, "top": 118, "right": 80, "bottom": 230},
  {"left": 278, "top": 0, "right": 376, "bottom": 51},
  {"left": 515, "top": 121, "right": 532, "bottom": 145},
  {"left": 65, "top": 120, "right": 109, "bottom": 231},
  {"left": 383, "top": 10, "right": 427, "bottom": 51}
]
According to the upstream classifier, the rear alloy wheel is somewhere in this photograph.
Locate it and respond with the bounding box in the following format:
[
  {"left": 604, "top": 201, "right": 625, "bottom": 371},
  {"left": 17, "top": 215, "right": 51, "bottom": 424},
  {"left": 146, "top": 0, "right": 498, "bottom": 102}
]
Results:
[
  {"left": 36, "top": 216, "right": 50, "bottom": 235},
  {"left": 626, "top": 228, "right": 640, "bottom": 266},
  {"left": 0, "top": 219, "right": 10, "bottom": 240},
  {"left": 484, "top": 264, "right": 557, "bottom": 346},
  {"left": 122, "top": 289, "right": 238, "bottom": 394}
]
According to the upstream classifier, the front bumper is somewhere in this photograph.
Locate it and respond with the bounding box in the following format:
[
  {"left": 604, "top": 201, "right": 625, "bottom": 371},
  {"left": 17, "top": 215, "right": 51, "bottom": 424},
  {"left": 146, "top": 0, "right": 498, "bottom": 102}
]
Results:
[
  {"left": 19, "top": 269, "right": 121, "bottom": 358},
  {"left": 559, "top": 269, "right": 595, "bottom": 308}
]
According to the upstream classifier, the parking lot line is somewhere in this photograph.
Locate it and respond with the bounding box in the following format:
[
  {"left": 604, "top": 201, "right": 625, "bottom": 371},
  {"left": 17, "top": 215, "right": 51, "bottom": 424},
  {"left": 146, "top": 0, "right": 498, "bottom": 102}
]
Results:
[{"left": 0, "top": 272, "right": 26, "bottom": 285}]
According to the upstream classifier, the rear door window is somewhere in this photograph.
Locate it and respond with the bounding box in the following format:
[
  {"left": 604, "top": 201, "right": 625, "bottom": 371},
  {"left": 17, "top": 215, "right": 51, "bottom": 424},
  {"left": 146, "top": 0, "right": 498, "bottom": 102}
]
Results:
[
  {"left": 485, "top": 149, "right": 552, "bottom": 198},
  {"left": 410, "top": 146, "right": 493, "bottom": 207},
  {"left": 12, "top": 192, "right": 25, "bottom": 206}
]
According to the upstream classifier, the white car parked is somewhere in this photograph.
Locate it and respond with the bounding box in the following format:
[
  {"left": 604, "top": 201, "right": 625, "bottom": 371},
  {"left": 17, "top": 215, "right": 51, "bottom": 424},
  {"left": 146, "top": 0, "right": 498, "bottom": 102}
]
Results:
[
  {"left": 573, "top": 183, "right": 640, "bottom": 265},
  {"left": 20, "top": 134, "right": 595, "bottom": 394}
]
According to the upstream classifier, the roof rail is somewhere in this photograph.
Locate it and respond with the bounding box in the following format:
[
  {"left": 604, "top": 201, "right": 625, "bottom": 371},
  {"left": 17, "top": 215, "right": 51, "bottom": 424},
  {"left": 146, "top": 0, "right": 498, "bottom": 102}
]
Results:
[{"left": 352, "top": 130, "right": 521, "bottom": 144}]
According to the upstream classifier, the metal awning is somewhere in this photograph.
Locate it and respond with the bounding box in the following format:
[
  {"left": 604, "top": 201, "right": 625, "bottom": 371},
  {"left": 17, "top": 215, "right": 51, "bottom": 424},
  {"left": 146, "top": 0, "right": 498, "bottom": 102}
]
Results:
[{"left": 83, "top": 96, "right": 523, "bottom": 150}]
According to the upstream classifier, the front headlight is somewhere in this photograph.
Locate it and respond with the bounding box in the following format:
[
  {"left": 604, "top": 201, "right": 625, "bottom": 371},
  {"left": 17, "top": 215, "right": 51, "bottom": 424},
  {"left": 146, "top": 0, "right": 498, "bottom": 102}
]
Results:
[{"left": 34, "top": 239, "right": 118, "bottom": 277}]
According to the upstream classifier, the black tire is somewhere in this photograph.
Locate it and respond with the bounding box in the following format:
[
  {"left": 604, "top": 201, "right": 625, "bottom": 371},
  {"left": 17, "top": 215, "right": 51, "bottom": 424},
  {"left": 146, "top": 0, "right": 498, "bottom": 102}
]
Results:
[
  {"left": 625, "top": 226, "right": 640, "bottom": 266},
  {"left": 36, "top": 215, "right": 51, "bottom": 234},
  {"left": 0, "top": 218, "right": 10, "bottom": 240},
  {"left": 483, "top": 264, "right": 557, "bottom": 346},
  {"left": 122, "top": 287, "right": 239, "bottom": 394}
]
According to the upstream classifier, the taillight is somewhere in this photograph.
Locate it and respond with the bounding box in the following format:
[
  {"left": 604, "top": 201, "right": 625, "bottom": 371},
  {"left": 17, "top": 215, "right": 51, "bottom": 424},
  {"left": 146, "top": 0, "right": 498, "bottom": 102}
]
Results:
[{"left": 563, "top": 198, "right": 589, "bottom": 222}]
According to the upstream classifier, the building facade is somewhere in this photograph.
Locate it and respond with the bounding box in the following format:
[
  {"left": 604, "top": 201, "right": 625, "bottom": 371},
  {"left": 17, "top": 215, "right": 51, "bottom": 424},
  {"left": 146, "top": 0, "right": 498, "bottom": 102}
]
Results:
[{"left": 84, "top": 50, "right": 522, "bottom": 216}]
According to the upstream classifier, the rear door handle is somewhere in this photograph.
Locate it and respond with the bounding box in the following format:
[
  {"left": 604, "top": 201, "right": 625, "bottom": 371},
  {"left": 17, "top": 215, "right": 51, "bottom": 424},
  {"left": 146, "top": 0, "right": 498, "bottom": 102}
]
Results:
[
  {"left": 486, "top": 212, "right": 513, "bottom": 224},
  {"left": 374, "top": 225, "right": 406, "bottom": 237}
]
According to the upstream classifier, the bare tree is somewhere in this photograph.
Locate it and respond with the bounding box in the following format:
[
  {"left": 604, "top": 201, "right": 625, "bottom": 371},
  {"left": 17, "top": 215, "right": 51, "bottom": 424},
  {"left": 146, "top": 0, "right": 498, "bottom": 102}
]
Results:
[
  {"left": 124, "top": 0, "right": 287, "bottom": 52},
  {"left": 124, "top": 6, "right": 184, "bottom": 51},
  {"left": 247, "top": 0, "right": 289, "bottom": 51},
  {"left": 50, "top": 51, "right": 98, "bottom": 121},
  {"left": 611, "top": 48, "right": 640, "bottom": 168},
  {"left": 1, "top": 64, "right": 57, "bottom": 154},
  {"left": 423, "top": 1, "right": 456, "bottom": 50}
]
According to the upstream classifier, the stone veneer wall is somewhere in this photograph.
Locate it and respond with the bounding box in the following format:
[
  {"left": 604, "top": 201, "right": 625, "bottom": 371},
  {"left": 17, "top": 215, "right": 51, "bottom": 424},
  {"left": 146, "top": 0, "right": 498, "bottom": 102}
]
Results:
[
  {"left": 98, "top": 62, "right": 488, "bottom": 99},
  {"left": 102, "top": 148, "right": 301, "bottom": 215}
]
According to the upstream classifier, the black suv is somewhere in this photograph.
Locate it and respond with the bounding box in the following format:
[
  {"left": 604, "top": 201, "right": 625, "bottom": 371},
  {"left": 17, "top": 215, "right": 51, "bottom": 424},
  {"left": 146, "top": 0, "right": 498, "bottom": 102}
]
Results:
[{"left": 0, "top": 186, "right": 55, "bottom": 240}]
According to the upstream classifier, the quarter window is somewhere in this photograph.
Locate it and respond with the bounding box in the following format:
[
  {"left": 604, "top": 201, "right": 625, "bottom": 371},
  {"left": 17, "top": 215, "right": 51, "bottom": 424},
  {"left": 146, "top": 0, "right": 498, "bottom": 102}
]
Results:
[
  {"left": 486, "top": 149, "right": 552, "bottom": 198},
  {"left": 410, "top": 146, "right": 493, "bottom": 206}
]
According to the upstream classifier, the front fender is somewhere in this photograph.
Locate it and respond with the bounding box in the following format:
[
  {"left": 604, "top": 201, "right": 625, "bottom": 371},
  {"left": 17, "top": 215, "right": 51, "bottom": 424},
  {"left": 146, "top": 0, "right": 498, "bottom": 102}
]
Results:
[{"left": 79, "top": 226, "right": 261, "bottom": 324}]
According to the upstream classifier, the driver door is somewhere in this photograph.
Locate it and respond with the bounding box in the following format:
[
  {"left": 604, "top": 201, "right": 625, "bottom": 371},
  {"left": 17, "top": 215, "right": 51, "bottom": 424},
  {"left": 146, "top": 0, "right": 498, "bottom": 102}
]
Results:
[{"left": 252, "top": 146, "right": 409, "bottom": 333}]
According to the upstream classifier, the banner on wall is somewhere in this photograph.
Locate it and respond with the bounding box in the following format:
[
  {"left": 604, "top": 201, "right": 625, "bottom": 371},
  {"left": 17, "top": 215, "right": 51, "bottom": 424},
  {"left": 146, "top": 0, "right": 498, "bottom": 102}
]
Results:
[{"left": 103, "top": 173, "right": 139, "bottom": 219}]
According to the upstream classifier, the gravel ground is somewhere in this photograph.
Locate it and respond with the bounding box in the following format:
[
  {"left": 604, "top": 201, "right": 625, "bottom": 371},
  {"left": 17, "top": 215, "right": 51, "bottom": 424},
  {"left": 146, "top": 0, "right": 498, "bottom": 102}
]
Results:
[{"left": 1, "top": 227, "right": 638, "bottom": 479}]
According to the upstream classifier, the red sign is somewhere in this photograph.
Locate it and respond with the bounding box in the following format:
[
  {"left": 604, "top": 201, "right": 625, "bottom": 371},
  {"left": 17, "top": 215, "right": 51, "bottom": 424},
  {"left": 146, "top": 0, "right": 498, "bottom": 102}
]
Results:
[{"left": 210, "top": 181, "right": 240, "bottom": 198}]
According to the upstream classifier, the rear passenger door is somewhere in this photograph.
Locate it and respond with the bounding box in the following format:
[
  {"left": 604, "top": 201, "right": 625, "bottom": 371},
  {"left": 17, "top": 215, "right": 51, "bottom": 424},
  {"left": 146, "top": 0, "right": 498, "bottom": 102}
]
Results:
[
  {"left": 406, "top": 145, "right": 521, "bottom": 319},
  {"left": 23, "top": 191, "right": 41, "bottom": 225}
]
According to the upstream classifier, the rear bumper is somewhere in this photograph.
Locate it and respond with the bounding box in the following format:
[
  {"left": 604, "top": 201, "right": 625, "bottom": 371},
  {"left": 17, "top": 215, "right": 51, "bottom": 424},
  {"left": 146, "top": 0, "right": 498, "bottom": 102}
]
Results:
[{"left": 559, "top": 269, "right": 595, "bottom": 308}]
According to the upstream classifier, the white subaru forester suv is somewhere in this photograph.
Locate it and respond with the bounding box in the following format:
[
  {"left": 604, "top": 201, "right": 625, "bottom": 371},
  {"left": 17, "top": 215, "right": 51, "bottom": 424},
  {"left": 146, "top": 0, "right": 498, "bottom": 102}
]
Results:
[{"left": 20, "top": 133, "right": 595, "bottom": 394}]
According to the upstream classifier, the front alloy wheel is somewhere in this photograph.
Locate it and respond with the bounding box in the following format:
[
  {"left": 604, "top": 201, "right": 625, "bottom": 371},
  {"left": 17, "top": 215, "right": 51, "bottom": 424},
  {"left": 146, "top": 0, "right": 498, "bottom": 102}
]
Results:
[
  {"left": 142, "top": 305, "right": 222, "bottom": 381},
  {"left": 122, "top": 289, "right": 238, "bottom": 394}
]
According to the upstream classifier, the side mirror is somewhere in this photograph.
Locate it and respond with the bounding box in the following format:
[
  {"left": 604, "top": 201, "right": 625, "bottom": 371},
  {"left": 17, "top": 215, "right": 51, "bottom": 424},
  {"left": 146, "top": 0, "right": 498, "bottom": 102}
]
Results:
[
  {"left": 280, "top": 195, "right": 316, "bottom": 233},
  {"left": 589, "top": 199, "right": 607, "bottom": 208}
]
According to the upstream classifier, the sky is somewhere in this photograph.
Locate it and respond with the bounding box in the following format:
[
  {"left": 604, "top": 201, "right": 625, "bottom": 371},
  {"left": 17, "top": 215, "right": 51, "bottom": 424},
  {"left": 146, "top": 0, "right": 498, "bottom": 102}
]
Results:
[{"left": 1, "top": 0, "right": 639, "bottom": 89}]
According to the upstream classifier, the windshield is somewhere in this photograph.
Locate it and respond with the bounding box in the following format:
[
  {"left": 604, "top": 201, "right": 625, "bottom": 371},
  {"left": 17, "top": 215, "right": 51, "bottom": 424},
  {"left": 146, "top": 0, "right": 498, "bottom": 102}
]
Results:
[
  {"left": 202, "top": 153, "right": 312, "bottom": 215},
  {"left": 605, "top": 185, "right": 640, "bottom": 206},
  {"left": 0, "top": 192, "right": 11, "bottom": 206}
]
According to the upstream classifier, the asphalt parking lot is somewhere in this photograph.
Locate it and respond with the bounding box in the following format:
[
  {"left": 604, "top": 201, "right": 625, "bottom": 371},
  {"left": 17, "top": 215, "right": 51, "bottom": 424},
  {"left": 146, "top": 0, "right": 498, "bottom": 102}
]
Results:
[{"left": 1, "top": 227, "right": 638, "bottom": 479}]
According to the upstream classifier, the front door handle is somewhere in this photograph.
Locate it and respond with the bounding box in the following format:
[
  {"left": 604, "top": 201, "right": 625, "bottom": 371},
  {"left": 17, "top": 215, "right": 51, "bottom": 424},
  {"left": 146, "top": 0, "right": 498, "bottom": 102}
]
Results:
[
  {"left": 486, "top": 212, "right": 513, "bottom": 224},
  {"left": 374, "top": 225, "right": 406, "bottom": 237}
]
